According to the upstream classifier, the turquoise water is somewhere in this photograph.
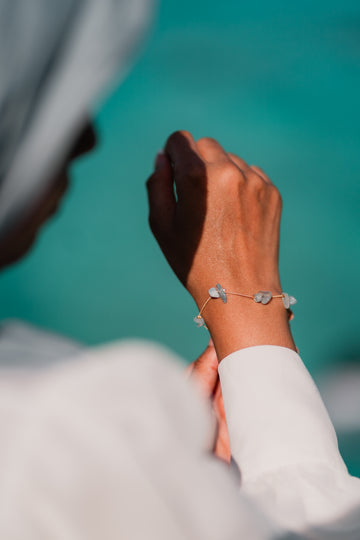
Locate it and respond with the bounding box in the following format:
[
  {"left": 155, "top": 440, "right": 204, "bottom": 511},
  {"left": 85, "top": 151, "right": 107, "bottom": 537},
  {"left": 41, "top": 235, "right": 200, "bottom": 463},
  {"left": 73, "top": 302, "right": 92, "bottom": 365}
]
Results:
[{"left": 0, "top": 0, "right": 359, "bottom": 466}]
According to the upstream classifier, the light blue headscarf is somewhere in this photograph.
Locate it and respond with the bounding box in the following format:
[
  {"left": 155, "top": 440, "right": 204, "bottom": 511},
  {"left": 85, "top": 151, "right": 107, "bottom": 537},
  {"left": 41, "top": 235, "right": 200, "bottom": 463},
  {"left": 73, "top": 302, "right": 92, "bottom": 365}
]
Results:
[{"left": 0, "top": 0, "right": 155, "bottom": 241}]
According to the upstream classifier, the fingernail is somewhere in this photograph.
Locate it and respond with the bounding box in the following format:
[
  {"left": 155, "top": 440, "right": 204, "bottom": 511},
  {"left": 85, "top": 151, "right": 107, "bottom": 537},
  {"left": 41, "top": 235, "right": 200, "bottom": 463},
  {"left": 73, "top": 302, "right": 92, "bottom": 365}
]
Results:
[{"left": 155, "top": 150, "right": 166, "bottom": 170}]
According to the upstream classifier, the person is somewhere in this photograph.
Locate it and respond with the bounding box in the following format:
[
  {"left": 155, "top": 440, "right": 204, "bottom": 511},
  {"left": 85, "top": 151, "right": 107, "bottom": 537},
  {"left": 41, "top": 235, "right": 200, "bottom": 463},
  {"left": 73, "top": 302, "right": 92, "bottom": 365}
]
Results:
[
  {"left": 1, "top": 1, "right": 360, "bottom": 539},
  {"left": 0, "top": 0, "right": 155, "bottom": 364}
]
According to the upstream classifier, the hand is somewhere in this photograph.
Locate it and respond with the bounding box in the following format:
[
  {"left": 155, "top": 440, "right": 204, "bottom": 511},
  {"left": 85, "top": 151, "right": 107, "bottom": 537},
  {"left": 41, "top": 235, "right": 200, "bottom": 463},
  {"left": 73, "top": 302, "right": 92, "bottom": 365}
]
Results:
[
  {"left": 187, "top": 340, "right": 231, "bottom": 463},
  {"left": 147, "top": 131, "right": 282, "bottom": 303},
  {"left": 147, "top": 131, "right": 296, "bottom": 359}
]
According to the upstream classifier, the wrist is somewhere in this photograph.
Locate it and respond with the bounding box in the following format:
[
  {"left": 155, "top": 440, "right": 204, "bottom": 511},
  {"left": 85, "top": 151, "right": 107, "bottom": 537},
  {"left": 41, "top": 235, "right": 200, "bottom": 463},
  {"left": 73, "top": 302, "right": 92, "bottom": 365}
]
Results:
[
  {"left": 190, "top": 270, "right": 283, "bottom": 309},
  {"left": 194, "top": 285, "right": 296, "bottom": 361}
]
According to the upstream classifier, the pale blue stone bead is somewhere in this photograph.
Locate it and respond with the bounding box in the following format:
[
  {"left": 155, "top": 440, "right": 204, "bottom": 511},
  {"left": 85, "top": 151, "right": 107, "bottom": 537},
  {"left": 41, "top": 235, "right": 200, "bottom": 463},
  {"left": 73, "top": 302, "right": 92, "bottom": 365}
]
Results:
[
  {"left": 261, "top": 291, "right": 272, "bottom": 305},
  {"left": 254, "top": 291, "right": 272, "bottom": 305},
  {"left": 282, "top": 293, "right": 297, "bottom": 309},
  {"left": 282, "top": 293, "right": 290, "bottom": 309},
  {"left": 216, "top": 283, "right": 227, "bottom": 304},
  {"left": 209, "top": 287, "right": 220, "bottom": 298},
  {"left": 194, "top": 315, "right": 205, "bottom": 328}
]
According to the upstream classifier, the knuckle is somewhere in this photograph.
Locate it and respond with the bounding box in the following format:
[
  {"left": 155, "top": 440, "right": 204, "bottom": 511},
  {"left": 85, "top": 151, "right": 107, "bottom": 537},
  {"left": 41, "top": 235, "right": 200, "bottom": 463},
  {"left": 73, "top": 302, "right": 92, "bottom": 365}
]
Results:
[
  {"left": 167, "top": 130, "right": 192, "bottom": 146},
  {"left": 178, "top": 163, "right": 204, "bottom": 183},
  {"left": 251, "top": 164, "right": 267, "bottom": 178},
  {"left": 197, "top": 136, "right": 217, "bottom": 146},
  {"left": 247, "top": 169, "right": 265, "bottom": 191},
  {"left": 189, "top": 163, "right": 205, "bottom": 179},
  {"left": 217, "top": 161, "right": 241, "bottom": 186}
]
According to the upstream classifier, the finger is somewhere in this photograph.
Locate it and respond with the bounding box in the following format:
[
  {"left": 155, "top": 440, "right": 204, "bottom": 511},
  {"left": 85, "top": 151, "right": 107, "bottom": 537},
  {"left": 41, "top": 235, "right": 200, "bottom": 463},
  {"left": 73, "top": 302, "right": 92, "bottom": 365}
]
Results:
[
  {"left": 191, "top": 340, "right": 219, "bottom": 398},
  {"left": 249, "top": 165, "right": 273, "bottom": 184},
  {"left": 196, "top": 137, "right": 230, "bottom": 163},
  {"left": 227, "top": 152, "right": 250, "bottom": 172},
  {"left": 146, "top": 151, "right": 176, "bottom": 236},
  {"left": 213, "top": 417, "right": 231, "bottom": 463},
  {"left": 212, "top": 380, "right": 231, "bottom": 462},
  {"left": 165, "top": 131, "right": 207, "bottom": 201},
  {"left": 213, "top": 379, "right": 226, "bottom": 422},
  {"left": 228, "top": 153, "right": 272, "bottom": 184},
  {"left": 185, "top": 362, "right": 195, "bottom": 377},
  {"left": 164, "top": 130, "right": 202, "bottom": 173}
]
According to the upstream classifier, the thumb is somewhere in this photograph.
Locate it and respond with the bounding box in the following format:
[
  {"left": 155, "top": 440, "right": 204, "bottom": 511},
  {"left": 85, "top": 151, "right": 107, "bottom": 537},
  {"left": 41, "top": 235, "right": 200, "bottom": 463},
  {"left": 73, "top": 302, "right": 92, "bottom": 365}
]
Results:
[
  {"left": 190, "top": 340, "right": 219, "bottom": 398},
  {"left": 146, "top": 151, "right": 176, "bottom": 238}
]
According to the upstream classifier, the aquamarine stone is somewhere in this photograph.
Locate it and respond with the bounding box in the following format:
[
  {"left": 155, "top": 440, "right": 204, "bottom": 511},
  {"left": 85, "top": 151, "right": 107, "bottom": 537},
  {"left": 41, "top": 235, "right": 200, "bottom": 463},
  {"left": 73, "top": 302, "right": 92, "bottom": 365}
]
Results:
[
  {"left": 282, "top": 293, "right": 290, "bottom": 309},
  {"left": 261, "top": 291, "right": 272, "bottom": 305},
  {"left": 209, "top": 287, "right": 220, "bottom": 298},
  {"left": 254, "top": 291, "right": 272, "bottom": 305},
  {"left": 193, "top": 315, "right": 205, "bottom": 328},
  {"left": 216, "top": 283, "right": 227, "bottom": 304},
  {"left": 282, "top": 293, "right": 297, "bottom": 309}
]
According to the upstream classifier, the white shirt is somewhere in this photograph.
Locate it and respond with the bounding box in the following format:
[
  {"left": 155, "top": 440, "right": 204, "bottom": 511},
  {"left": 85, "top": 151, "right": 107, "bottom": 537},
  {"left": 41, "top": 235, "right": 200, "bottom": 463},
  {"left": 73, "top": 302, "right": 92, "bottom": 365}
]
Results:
[{"left": 0, "top": 323, "right": 359, "bottom": 539}]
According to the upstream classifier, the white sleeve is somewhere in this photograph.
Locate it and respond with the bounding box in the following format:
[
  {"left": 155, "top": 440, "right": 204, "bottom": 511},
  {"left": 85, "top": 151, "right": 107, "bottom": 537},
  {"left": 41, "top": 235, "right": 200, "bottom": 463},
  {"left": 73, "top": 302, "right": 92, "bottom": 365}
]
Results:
[{"left": 219, "top": 345, "right": 360, "bottom": 533}]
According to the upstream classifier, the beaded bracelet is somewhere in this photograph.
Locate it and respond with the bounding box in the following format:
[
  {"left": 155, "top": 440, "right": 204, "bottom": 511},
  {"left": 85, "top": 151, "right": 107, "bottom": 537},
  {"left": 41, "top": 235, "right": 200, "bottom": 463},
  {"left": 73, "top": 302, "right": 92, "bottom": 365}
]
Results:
[{"left": 194, "top": 283, "right": 297, "bottom": 328}]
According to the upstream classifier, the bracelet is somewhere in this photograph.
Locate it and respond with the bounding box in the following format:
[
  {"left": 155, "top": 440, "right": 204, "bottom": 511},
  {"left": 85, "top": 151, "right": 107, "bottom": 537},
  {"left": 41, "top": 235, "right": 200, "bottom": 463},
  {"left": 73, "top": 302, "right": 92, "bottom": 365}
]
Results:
[{"left": 193, "top": 283, "right": 297, "bottom": 328}]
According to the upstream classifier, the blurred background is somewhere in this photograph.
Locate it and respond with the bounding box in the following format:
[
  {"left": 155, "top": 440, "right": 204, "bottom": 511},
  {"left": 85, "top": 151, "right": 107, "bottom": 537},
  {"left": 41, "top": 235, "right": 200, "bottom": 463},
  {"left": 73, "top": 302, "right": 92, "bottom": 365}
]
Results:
[{"left": 0, "top": 0, "right": 359, "bottom": 471}]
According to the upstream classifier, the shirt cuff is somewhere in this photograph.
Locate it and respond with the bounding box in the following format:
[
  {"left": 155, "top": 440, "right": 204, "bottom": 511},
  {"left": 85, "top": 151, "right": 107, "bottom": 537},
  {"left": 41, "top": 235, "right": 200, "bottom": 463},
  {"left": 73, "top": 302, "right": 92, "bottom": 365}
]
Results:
[{"left": 218, "top": 345, "right": 347, "bottom": 483}]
